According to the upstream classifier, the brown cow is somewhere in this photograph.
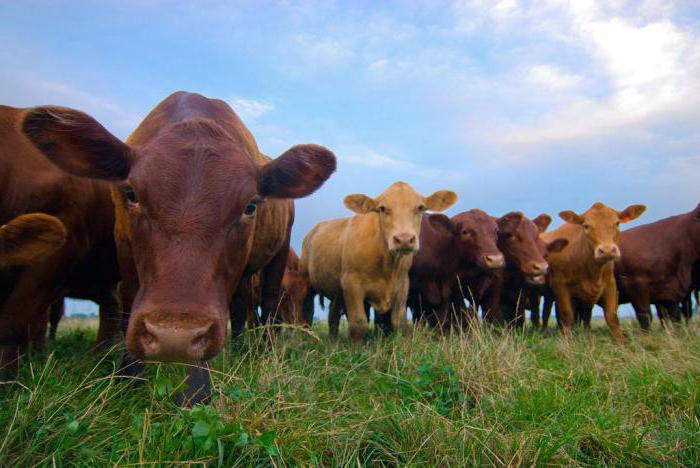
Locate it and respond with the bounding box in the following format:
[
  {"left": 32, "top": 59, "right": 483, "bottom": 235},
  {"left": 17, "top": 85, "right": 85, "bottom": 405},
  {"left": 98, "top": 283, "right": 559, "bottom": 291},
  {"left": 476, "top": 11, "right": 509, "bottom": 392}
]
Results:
[
  {"left": 447, "top": 210, "right": 509, "bottom": 325},
  {"left": 498, "top": 214, "right": 568, "bottom": 329},
  {"left": 278, "top": 248, "right": 311, "bottom": 326},
  {"left": 1, "top": 105, "right": 119, "bottom": 376},
  {"left": 301, "top": 182, "right": 456, "bottom": 343},
  {"left": 615, "top": 203, "right": 700, "bottom": 330},
  {"left": 541, "top": 202, "right": 646, "bottom": 342},
  {"left": 229, "top": 247, "right": 310, "bottom": 333},
  {"left": 22, "top": 91, "right": 336, "bottom": 404},
  {"left": 408, "top": 210, "right": 506, "bottom": 331}
]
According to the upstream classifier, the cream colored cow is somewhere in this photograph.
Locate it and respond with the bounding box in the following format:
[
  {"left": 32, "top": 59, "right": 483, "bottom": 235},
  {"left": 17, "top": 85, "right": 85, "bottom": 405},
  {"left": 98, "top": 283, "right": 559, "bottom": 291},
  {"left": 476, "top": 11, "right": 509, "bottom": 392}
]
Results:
[{"left": 300, "top": 182, "right": 457, "bottom": 343}]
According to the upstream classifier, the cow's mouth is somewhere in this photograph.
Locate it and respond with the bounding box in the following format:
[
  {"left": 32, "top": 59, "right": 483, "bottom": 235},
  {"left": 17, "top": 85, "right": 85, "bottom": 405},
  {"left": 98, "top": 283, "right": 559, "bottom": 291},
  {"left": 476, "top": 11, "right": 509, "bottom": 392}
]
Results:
[{"left": 525, "top": 274, "right": 546, "bottom": 285}]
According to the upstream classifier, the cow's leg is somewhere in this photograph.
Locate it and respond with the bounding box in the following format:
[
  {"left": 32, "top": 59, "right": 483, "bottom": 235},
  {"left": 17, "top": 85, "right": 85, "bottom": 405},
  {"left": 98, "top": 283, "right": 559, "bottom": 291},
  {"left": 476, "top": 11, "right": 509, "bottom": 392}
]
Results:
[
  {"left": 390, "top": 278, "right": 410, "bottom": 335},
  {"left": 342, "top": 280, "right": 369, "bottom": 345},
  {"left": 551, "top": 283, "right": 574, "bottom": 335},
  {"left": 230, "top": 276, "right": 254, "bottom": 339},
  {"left": 302, "top": 289, "right": 316, "bottom": 327},
  {"left": 328, "top": 297, "right": 343, "bottom": 338},
  {"left": 529, "top": 291, "right": 541, "bottom": 329},
  {"left": 483, "top": 275, "right": 504, "bottom": 325},
  {"left": 629, "top": 289, "right": 652, "bottom": 331},
  {"left": 48, "top": 299, "right": 65, "bottom": 341},
  {"left": 95, "top": 289, "right": 122, "bottom": 348},
  {"left": 682, "top": 293, "right": 692, "bottom": 323},
  {"left": 665, "top": 302, "right": 682, "bottom": 323},
  {"left": 542, "top": 293, "right": 554, "bottom": 330},
  {"left": 259, "top": 245, "right": 289, "bottom": 328},
  {"left": 175, "top": 362, "right": 212, "bottom": 407},
  {"left": 602, "top": 283, "right": 626, "bottom": 344},
  {"left": 576, "top": 300, "right": 593, "bottom": 331}
]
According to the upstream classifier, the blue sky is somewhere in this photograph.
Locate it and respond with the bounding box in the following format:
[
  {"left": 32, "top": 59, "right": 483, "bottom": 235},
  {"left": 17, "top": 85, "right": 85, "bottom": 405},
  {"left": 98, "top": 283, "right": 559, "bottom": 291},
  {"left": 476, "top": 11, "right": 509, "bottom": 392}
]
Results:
[{"left": 2, "top": 1, "right": 699, "bottom": 317}]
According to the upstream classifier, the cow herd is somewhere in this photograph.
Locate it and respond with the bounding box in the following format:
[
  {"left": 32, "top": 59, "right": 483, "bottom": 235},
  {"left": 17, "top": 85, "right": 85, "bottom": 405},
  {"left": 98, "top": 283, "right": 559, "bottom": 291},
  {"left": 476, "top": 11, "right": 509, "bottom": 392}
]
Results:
[{"left": 1, "top": 91, "right": 698, "bottom": 406}]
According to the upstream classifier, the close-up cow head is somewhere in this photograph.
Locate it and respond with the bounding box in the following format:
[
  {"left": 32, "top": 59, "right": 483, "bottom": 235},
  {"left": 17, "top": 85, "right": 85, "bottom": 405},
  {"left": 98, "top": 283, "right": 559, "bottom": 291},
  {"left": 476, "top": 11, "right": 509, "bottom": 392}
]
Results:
[
  {"left": 0, "top": 213, "right": 67, "bottom": 267},
  {"left": 560, "top": 202, "right": 646, "bottom": 264},
  {"left": 450, "top": 209, "right": 505, "bottom": 270},
  {"left": 343, "top": 181, "right": 457, "bottom": 254},
  {"left": 22, "top": 104, "right": 336, "bottom": 363},
  {"left": 497, "top": 213, "right": 568, "bottom": 285}
]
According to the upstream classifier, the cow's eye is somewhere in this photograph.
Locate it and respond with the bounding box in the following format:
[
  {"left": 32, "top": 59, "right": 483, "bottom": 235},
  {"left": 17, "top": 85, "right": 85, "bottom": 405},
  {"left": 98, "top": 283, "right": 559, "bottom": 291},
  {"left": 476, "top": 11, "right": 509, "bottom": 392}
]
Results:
[
  {"left": 582, "top": 223, "right": 590, "bottom": 231},
  {"left": 615, "top": 221, "right": 620, "bottom": 227},
  {"left": 378, "top": 206, "right": 386, "bottom": 213},
  {"left": 244, "top": 202, "right": 258, "bottom": 216},
  {"left": 417, "top": 204, "right": 426, "bottom": 212},
  {"left": 121, "top": 185, "right": 138, "bottom": 205}
]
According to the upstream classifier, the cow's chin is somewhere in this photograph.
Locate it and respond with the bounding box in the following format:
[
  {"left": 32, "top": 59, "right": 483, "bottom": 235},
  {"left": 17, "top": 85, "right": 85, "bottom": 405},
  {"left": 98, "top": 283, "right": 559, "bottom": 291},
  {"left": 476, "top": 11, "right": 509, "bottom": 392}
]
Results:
[
  {"left": 390, "top": 247, "right": 417, "bottom": 256},
  {"left": 594, "top": 254, "right": 619, "bottom": 264},
  {"left": 525, "top": 274, "right": 546, "bottom": 286}
]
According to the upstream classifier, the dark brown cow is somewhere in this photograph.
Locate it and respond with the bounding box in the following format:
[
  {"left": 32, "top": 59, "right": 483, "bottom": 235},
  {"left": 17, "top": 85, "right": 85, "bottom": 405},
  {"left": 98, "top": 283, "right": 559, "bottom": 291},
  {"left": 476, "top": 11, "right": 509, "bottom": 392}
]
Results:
[
  {"left": 278, "top": 248, "right": 312, "bottom": 326},
  {"left": 448, "top": 210, "right": 513, "bottom": 326},
  {"left": 22, "top": 92, "right": 336, "bottom": 404},
  {"left": 406, "top": 214, "right": 476, "bottom": 331},
  {"left": 1, "top": 105, "right": 119, "bottom": 376},
  {"left": 498, "top": 214, "right": 568, "bottom": 328},
  {"left": 616, "top": 203, "right": 700, "bottom": 330},
  {"left": 229, "top": 247, "right": 310, "bottom": 332}
]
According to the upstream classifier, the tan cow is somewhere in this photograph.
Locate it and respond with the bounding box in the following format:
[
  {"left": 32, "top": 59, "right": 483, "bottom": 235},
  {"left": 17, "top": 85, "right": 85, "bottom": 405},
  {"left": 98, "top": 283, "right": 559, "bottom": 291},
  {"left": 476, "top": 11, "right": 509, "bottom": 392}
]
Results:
[
  {"left": 541, "top": 202, "right": 646, "bottom": 342},
  {"left": 0, "top": 213, "right": 67, "bottom": 267},
  {"left": 300, "top": 182, "right": 457, "bottom": 343}
]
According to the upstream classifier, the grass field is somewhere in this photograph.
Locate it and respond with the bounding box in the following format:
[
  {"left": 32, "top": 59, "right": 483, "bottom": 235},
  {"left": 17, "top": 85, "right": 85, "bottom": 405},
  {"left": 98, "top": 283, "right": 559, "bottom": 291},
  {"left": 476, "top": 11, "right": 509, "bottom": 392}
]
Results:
[{"left": 1, "top": 316, "right": 700, "bottom": 466}]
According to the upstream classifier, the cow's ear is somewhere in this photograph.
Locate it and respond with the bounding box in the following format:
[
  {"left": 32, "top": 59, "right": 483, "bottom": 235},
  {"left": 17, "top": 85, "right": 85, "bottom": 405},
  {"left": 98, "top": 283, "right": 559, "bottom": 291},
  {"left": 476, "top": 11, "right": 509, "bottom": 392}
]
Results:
[
  {"left": 427, "top": 214, "right": 457, "bottom": 236},
  {"left": 532, "top": 214, "right": 552, "bottom": 233},
  {"left": 559, "top": 210, "right": 584, "bottom": 225},
  {"left": 546, "top": 238, "right": 568, "bottom": 254},
  {"left": 0, "top": 214, "right": 67, "bottom": 266},
  {"left": 260, "top": 144, "right": 336, "bottom": 199},
  {"left": 618, "top": 204, "right": 646, "bottom": 223},
  {"left": 344, "top": 194, "right": 377, "bottom": 214},
  {"left": 694, "top": 203, "right": 700, "bottom": 219},
  {"left": 424, "top": 190, "right": 457, "bottom": 212},
  {"left": 497, "top": 211, "right": 523, "bottom": 235},
  {"left": 22, "top": 106, "right": 132, "bottom": 180}
]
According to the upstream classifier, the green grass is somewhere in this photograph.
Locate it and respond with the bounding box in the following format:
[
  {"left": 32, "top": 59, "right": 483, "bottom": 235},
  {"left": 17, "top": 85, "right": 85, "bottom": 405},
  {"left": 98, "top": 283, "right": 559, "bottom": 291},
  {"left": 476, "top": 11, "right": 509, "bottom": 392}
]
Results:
[{"left": 2, "top": 316, "right": 700, "bottom": 466}]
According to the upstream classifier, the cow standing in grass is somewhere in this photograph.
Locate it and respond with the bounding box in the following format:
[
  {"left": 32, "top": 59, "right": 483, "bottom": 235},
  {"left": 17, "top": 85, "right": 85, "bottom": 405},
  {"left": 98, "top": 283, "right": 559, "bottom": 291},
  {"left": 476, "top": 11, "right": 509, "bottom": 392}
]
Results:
[
  {"left": 540, "top": 202, "right": 646, "bottom": 342},
  {"left": 447, "top": 210, "right": 508, "bottom": 325},
  {"left": 22, "top": 91, "right": 336, "bottom": 404},
  {"left": 615, "top": 203, "right": 700, "bottom": 330},
  {"left": 300, "top": 182, "right": 456, "bottom": 343},
  {"left": 497, "top": 214, "right": 568, "bottom": 329},
  {"left": 0, "top": 105, "right": 121, "bottom": 376}
]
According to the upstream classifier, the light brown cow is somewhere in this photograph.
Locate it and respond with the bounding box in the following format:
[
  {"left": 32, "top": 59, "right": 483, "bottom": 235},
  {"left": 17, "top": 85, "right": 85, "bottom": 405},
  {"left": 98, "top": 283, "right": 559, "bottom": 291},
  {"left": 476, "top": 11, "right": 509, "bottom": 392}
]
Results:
[
  {"left": 0, "top": 214, "right": 67, "bottom": 267},
  {"left": 300, "top": 182, "right": 457, "bottom": 343},
  {"left": 541, "top": 202, "right": 646, "bottom": 342}
]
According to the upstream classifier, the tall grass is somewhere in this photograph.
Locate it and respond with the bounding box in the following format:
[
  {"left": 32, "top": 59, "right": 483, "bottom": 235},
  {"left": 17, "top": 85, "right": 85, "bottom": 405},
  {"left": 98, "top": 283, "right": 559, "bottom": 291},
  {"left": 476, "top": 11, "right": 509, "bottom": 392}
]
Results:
[{"left": 1, "top": 317, "right": 699, "bottom": 465}]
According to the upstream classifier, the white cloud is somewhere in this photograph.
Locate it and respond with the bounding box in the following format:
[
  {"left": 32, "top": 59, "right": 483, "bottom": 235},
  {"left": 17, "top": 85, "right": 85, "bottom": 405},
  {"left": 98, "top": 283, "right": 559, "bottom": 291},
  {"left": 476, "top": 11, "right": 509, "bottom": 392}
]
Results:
[
  {"left": 336, "top": 143, "right": 461, "bottom": 180},
  {"left": 528, "top": 64, "right": 582, "bottom": 90},
  {"left": 228, "top": 97, "right": 274, "bottom": 120}
]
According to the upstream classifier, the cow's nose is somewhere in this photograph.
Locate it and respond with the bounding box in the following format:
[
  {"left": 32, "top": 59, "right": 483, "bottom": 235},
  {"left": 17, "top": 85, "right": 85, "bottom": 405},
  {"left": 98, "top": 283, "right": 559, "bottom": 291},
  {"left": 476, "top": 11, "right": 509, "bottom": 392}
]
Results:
[
  {"left": 530, "top": 261, "right": 549, "bottom": 275},
  {"left": 140, "top": 319, "right": 216, "bottom": 362},
  {"left": 484, "top": 253, "right": 505, "bottom": 269},
  {"left": 594, "top": 244, "right": 620, "bottom": 261},
  {"left": 393, "top": 233, "right": 416, "bottom": 250}
]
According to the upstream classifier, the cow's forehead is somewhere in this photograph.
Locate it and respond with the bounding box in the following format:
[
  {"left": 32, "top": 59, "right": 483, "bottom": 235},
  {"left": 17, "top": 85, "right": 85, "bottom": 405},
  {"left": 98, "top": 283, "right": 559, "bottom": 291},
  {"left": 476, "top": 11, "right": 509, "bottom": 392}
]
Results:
[
  {"left": 583, "top": 203, "right": 619, "bottom": 224},
  {"left": 376, "top": 182, "right": 422, "bottom": 207}
]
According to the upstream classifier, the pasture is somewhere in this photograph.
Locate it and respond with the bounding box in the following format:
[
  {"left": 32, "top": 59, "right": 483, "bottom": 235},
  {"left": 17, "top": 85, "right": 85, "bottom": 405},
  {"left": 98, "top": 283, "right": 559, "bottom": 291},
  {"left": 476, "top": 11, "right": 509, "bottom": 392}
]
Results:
[{"left": 2, "top": 316, "right": 700, "bottom": 466}]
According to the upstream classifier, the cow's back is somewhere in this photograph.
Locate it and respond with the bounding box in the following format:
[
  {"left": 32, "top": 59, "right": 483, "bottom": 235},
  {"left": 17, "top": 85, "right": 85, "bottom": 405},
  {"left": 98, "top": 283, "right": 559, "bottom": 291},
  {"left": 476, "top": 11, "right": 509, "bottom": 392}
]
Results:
[{"left": 301, "top": 217, "right": 350, "bottom": 299}]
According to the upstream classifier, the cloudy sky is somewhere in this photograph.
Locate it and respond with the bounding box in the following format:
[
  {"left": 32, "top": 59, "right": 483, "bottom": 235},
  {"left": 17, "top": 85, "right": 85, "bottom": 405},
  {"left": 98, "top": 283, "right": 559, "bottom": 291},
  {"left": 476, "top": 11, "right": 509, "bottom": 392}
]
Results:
[{"left": 2, "top": 1, "right": 699, "bottom": 315}]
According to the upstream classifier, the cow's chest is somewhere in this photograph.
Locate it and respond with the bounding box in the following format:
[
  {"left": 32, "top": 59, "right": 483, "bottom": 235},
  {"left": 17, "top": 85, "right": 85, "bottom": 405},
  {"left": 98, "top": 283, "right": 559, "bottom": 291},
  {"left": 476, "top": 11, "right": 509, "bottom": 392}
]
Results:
[
  {"left": 365, "top": 278, "right": 398, "bottom": 313},
  {"left": 570, "top": 278, "right": 606, "bottom": 303}
]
